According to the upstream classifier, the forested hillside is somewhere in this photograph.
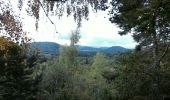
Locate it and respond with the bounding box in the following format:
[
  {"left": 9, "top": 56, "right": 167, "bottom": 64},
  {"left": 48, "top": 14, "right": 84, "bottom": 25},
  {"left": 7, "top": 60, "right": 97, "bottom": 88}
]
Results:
[
  {"left": 30, "top": 42, "right": 129, "bottom": 55},
  {"left": 0, "top": 0, "right": 170, "bottom": 100}
]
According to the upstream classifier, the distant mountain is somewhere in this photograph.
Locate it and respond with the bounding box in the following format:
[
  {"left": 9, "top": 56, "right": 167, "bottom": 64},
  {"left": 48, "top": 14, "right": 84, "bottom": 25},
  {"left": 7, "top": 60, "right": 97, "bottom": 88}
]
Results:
[
  {"left": 30, "top": 42, "right": 130, "bottom": 55},
  {"left": 103, "top": 46, "right": 130, "bottom": 53},
  {"left": 30, "top": 42, "right": 60, "bottom": 55},
  {"left": 78, "top": 46, "right": 129, "bottom": 53},
  {"left": 78, "top": 46, "right": 108, "bottom": 52}
]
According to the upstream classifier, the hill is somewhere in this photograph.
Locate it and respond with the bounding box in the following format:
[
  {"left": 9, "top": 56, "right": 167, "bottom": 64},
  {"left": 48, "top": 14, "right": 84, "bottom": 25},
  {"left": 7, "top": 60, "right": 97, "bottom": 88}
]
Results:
[
  {"left": 104, "top": 46, "right": 129, "bottom": 53},
  {"left": 30, "top": 42, "right": 130, "bottom": 55},
  {"left": 30, "top": 42, "right": 60, "bottom": 55}
]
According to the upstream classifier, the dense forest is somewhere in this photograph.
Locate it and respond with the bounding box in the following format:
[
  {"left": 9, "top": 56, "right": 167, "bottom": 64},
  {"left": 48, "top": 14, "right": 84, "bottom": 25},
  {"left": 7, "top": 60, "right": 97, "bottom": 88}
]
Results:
[{"left": 0, "top": 0, "right": 170, "bottom": 100}]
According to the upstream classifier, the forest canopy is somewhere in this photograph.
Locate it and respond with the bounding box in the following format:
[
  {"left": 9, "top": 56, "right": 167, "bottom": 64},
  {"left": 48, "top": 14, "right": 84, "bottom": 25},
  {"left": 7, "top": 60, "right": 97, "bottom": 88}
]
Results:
[{"left": 0, "top": 0, "right": 170, "bottom": 100}]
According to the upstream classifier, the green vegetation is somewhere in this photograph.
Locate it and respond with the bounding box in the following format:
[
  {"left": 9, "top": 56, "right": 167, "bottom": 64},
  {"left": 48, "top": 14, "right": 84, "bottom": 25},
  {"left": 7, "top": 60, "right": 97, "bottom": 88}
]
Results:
[
  {"left": 0, "top": 0, "right": 170, "bottom": 100},
  {"left": 113, "top": 51, "right": 170, "bottom": 100},
  {"left": 34, "top": 42, "right": 170, "bottom": 100},
  {"left": 0, "top": 34, "right": 170, "bottom": 100},
  {"left": 0, "top": 37, "right": 39, "bottom": 100}
]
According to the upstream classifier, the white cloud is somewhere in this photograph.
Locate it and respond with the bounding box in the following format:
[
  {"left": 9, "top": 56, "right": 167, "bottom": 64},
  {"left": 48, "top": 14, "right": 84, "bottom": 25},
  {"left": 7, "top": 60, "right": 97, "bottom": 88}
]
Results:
[{"left": 17, "top": 2, "right": 137, "bottom": 49}]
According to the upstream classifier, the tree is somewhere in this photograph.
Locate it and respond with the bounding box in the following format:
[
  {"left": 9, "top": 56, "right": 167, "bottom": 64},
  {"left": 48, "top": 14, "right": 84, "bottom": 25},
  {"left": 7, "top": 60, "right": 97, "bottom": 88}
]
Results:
[
  {"left": 38, "top": 33, "right": 92, "bottom": 100},
  {"left": 86, "top": 52, "right": 114, "bottom": 100},
  {"left": 0, "top": 1, "right": 30, "bottom": 43},
  {"left": 27, "top": 0, "right": 109, "bottom": 28},
  {"left": 109, "top": 0, "right": 170, "bottom": 98},
  {"left": 112, "top": 52, "right": 153, "bottom": 99},
  {"left": 0, "top": 2, "right": 41, "bottom": 99},
  {"left": 0, "top": 0, "right": 109, "bottom": 31},
  {"left": 59, "top": 30, "right": 80, "bottom": 68},
  {"left": 91, "top": 53, "right": 108, "bottom": 79},
  {"left": 112, "top": 50, "right": 170, "bottom": 100},
  {"left": 0, "top": 37, "right": 39, "bottom": 100},
  {"left": 110, "top": 0, "right": 170, "bottom": 65}
]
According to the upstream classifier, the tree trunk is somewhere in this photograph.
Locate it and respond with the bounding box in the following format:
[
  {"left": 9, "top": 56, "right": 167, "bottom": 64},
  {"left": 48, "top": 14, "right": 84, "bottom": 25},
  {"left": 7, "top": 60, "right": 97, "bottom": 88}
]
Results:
[
  {"left": 151, "top": 15, "right": 161, "bottom": 100},
  {"left": 151, "top": 12, "right": 170, "bottom": 100}
]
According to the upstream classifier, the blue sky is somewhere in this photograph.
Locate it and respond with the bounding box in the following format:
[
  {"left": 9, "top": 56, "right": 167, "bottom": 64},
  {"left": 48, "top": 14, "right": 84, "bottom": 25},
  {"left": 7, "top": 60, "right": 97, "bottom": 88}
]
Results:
[{"left": 10, "top": 1, "right": 137, "bottom": 49}]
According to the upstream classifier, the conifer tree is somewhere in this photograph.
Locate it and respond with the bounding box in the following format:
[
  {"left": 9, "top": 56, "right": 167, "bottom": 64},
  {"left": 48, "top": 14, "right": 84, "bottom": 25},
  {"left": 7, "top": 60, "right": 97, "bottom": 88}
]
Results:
[
  {"left": 0, "top": 37, "right": 38, "bottom": 100},
  {"left": 110, "top": 0, "right": 170, "bottom": 98}
]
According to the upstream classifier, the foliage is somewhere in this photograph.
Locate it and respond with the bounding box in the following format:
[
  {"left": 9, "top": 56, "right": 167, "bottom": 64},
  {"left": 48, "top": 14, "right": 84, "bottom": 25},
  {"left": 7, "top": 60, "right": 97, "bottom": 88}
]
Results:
[
  {"left": 1, "top": 0, "right": 170, "bottom": 100},
  {"left": 0, "top": 37, "right": 39, "bottom": 100},
  {"left": 109, "top": 0, "right": 170, "bottom": 62},
  {"left": 0, "top": 1, "right": 30, "bottom": 43},
  {"left": 59, "top": 30, "right": 80, "bottom": 67},
  {"left": 38, "top": 33, "right": 90, "bottom": 100},
  {"left": 110, "top": 0, "right": 170, "bottom": 43},
  {"left": 0, "top": 0, "right": 109, "bottom": 30},
  {"left": 86, "top": 52, "right": 115, "bottom": 100},
  {"left": 109, "top": 0, "right": 170, "bottom": 98},
  {"left": 38, "top": 42, "right": 90, "bottom": 100},
  {"left": 112, "top": 51, "right": 170, "bottom": 100},
  {"left": 38, "top": 47, "right": 115, "bottom": 100},
  {"left": 109, "top": 0, "right": 170, "bottom": 58},
  {"left": 59, "top": 46, "right": 78, "bottom": 67},
  {"left": 90, "top": 53, "right": 108, "bottom": 79},
  {"left": 0, "top": 2, "right": 37, "bottom": 98}
]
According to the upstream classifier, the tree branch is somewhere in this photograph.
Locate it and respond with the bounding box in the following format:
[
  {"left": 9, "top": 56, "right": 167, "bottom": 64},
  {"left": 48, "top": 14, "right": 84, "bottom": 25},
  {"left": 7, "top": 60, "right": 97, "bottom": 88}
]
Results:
[
  {"left": 37, "top": 0, "right": 57, "bottom": 33},
  {"left": 158, "top": 42, "right": 170, "bottom": 62},
  {"left": 144, "top": 42, "right": 170, "bottom": 75}
]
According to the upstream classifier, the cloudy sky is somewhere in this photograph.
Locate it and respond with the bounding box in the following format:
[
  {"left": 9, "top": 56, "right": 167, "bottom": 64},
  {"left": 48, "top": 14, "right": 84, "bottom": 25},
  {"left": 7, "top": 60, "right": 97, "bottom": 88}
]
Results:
[{"left": 17, "top": 1, "right": 137, "bottom": 49}]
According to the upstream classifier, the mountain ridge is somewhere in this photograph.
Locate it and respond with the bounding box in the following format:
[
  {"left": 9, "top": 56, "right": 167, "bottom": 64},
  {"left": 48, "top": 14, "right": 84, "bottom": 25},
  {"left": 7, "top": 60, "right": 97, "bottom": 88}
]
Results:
[{"left": 30, "top": 42, "right": 130, "bottom": 55}]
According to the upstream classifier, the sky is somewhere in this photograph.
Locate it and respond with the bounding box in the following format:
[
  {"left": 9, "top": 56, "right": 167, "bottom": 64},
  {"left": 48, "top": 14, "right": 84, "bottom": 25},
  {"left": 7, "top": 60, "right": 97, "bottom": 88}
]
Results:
[{"left": 11, "top": 1, "right": 137, "bottom": 49}]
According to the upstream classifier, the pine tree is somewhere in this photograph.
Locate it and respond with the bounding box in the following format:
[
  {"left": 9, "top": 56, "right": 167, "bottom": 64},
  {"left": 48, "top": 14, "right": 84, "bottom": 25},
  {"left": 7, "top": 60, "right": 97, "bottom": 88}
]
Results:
[
  {"left": 110, "top": 0, "right": 170, "bottom": 98},
  {"left": 0, "top": 38, "right": 38, "bottom": 100}
]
